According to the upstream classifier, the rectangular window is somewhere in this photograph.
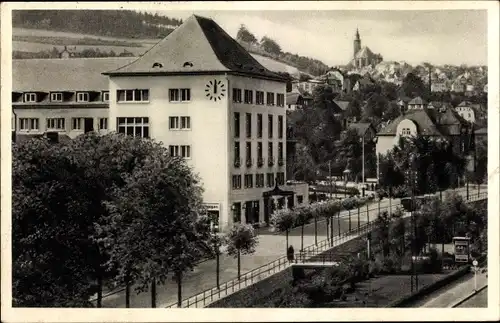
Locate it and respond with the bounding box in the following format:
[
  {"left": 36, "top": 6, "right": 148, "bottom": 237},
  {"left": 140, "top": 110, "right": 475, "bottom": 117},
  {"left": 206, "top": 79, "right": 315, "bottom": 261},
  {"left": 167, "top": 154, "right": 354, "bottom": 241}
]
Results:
[
  {"left": 267, "top": 173, "right": 275, "bottom": 187},
  {"left": 233, "top": 202, "right": 241, "bottom": 223},
  {"left": 246, "top": 113, "right": 252, "bottom": 138},
  {"left": 181, "top": 89, "right": 191, "bottom": 101},
  {"left": 169, "top": 145, "right": 191, "bottom": 158},
  {"left": 277, "top": 93, "right": 285, "bottom": 107},
  {"left": 257, "top": 113, "right": 263, "bottom": 138},
  {"left": 181, "top": 116, "right": 191, "bottom": 129},
  {"left": 232, "top": 88, "right": 242, "bottom": 103},
  {"left": 46, "top": 118, "right": 65, "bottom": 130},
  {"left": 234, "top": 112, "right": 240, "bottom": 138},
  {"left": 277, "top": 172, "right": 285, "bottom": 185},
  {"left": 19, "top": 118, "right": 39, "bottom": 131},
  {"left": 71, "top": 117, "right": 82, "bottom": 130},
  {"left": 278, "top": 142, "right": 283, "bottom": 160},
  {"left": 235, "top": 141, "right": 241, "bottom": 159},
  {"left": 117, "top": 117, "right": 149, "bottom": 138},
  {"left": 181, "top": 145, "right": 191, "bottom": 158},
  {"left": 50, "top": 92, "right": 63, "bottom": 102},
  {"left": 257, "top": 142, "right": 263, "bottom": 159},
  {"left": 256, "top": 91, "right": 265, "bottom": 105},
  {"left": 117, "top": 89, "right": 149, "bottom": 102},
  {"left": 98, "top": 118, "right": 108, "bottom": 130},
  {"left": 297, "top": 195, "right": 303, "bottom": 204},
  {"left": 246, "top": 142, "right": 252, "bottom": 166},
  {"left": 77, "top": 92, "right": 89, "bottom": 102},
  {"left": 256, "top": 174, "right": 265, "bottom": 188},
  {"left": 268, "top": 142, "right": 273, "bottom": 159},
  {"left": 244, "top": 174, "right": 253, "bottom": 188},
  {"left": 102, "top": 91, "right": 110, "bottom": 102},
  {"left": 268, "top": 114, "right": 273, "bottom": 138},
  {"left": 244, "top": 90, "right": 253, "bottom": 104},
  {"left": 24, "top": 93, "right": 37, "bottom": 103},
  {"left": 278, "top": 115, "right": 284, "bottom": 139},
  {"left": 232, "top": 175, "right": 242, "bottom": 190},
  {"left": 266, "top": 92, "right": 275, "bottom": 106},
  {"left": 169, "top": 89, "right": 190, "bottom": 102},
  {"left": 169, "top": 116, "right": 179, "bottom": 129}
]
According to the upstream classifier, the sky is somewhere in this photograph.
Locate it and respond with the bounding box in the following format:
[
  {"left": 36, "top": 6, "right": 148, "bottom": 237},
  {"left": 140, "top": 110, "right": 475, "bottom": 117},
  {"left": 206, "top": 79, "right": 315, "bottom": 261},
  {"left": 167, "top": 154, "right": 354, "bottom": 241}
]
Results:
[{"left": 145, "top": 9, "right": 488, "bottom": 67}]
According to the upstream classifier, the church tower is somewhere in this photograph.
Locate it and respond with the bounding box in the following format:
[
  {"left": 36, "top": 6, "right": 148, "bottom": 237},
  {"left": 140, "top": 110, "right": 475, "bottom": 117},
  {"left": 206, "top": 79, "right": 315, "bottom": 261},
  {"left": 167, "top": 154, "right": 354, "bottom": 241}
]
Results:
[{"left": 353, "top": 28, "right": 361, "bottom": 57}]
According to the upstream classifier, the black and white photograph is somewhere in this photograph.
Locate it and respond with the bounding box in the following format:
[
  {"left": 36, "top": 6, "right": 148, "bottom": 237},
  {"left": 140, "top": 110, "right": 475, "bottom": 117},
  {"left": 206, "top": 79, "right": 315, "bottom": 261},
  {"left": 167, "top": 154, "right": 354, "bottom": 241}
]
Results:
[{"left": 1, "top": 1, "right": 498, "bottom": 322}]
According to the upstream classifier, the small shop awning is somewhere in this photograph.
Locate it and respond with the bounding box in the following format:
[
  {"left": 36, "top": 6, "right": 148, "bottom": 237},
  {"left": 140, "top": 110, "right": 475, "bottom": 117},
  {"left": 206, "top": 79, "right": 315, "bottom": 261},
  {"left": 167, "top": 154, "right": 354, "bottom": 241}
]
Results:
[{"left": 263, "top": 182, "right": 295, "bottom": 198}]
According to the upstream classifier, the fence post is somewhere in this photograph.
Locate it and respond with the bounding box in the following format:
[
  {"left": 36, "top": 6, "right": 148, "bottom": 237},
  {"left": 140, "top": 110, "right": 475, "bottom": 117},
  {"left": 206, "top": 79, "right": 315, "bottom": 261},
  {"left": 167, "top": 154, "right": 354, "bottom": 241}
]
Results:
[
  {"left": 366, "top": 204, "right": 370, "bottom": 224},
  {"left": 357, "top": 206, "right": 361, "bottom": 231}
]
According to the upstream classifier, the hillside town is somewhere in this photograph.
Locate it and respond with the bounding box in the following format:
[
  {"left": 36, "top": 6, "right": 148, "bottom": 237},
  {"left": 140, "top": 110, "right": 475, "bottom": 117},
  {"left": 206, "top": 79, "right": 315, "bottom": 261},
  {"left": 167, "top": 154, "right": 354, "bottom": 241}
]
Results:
[{"left": 9, "top": 9, "right": 490, "bottom": 314}]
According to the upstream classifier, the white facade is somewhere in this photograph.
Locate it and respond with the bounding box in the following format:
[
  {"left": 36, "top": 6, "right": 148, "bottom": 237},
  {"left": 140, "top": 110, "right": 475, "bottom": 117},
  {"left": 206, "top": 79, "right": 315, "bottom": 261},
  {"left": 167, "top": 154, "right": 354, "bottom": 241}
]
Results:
[{"left": 108, "top": 73, "right": 308, "bottom": 230}]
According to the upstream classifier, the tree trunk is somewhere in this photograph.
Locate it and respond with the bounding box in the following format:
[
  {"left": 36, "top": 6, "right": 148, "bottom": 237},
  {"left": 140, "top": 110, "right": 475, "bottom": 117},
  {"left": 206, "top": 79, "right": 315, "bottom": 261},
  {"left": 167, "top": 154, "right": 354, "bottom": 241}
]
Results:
[
  {"left": 357, "top": 207, "right": 361, "bottom": 231},
  {"left": 96, "top": 272, "right": 102, "bottom": 308},
  {"left": 326, "top": 219, "right": 330, "bottom": 245},
  {"left": 151, "top": 278, "right": 156, "bottom": 308},
  {"left": 330, "top": 216, "right": 334, "bottom": 245},
  {"left": 176, "top": 272, "right": 182, "bottom": 308},
  {"left": 301, "top": 224, "right": 304, "bottom": 251},
  {"left": 125, "top": 270, "right": 131, "bottom": 308},
  {"left": 314, "top": 217, "right": 318, "bottom": 245},
  {"left": 237, "top": 250, "right": 241, "bottom": 280}
]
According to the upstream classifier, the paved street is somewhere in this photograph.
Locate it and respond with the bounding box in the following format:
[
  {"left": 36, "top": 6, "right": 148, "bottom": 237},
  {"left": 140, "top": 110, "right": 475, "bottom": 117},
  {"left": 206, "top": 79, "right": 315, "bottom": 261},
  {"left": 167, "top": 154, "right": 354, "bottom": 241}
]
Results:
[
  {"left": 97, "top": 186, "right": 484, "bottom": 308},
  {"left": 418, "top": 269, "right": 487, "bottom": 308},
  {"left": 457, "top": 286, "right": 488, "bottom": 307}
]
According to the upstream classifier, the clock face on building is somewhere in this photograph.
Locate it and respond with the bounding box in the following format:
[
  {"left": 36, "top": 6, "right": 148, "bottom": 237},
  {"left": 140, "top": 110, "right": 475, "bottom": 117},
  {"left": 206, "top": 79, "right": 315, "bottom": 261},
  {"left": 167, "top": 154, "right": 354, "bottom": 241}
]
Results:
[{"left": 205, "top": 79, "right": 226, "bottom": 101}]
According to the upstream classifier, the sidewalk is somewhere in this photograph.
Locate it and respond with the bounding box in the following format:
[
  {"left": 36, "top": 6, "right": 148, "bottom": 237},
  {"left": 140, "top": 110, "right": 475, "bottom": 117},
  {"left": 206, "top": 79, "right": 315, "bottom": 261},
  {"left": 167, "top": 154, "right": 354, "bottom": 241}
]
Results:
[
  {"left": 96, "top": 187, "right": 483, "bottom": 308},
  {"left": 420, "top": 269, "right": 488, "bottom": 308}
]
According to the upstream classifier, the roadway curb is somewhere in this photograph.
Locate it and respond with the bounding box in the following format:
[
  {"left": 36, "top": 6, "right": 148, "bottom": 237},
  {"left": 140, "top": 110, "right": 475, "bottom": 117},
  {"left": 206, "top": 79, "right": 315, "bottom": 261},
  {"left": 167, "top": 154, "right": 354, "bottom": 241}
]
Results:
[{"left": 451, "top": 284, "right": 488, "bottom": 307}]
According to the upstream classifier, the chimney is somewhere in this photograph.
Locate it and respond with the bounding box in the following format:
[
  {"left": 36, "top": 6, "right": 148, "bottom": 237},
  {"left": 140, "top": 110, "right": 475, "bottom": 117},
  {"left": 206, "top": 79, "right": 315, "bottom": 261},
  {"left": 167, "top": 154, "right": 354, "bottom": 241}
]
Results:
[{"left": 46, "top": 132, "right": 59, "bottom": 143}]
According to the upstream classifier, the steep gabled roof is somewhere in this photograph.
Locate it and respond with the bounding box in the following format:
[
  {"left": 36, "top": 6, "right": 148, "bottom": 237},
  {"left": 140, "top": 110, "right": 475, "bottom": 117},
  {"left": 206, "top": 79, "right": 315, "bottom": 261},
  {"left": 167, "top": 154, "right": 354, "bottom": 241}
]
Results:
[
  {"left": 348, "top": 122, "right": 374, "bottom": 137},
  {"left": 354, "top": 46, "right": 374, "bottom": 59},
  {"left": 377, "top": 109, "right": 443, "bottom": 136},
  {"left": 334, "top": 100, "right": 350, "bottom": 111},
  {"left": 408, "top": 96, "right": 427, "bottom": 105},
  {"left": 103, "top": 15, "right": 285, "bottom": 82}
]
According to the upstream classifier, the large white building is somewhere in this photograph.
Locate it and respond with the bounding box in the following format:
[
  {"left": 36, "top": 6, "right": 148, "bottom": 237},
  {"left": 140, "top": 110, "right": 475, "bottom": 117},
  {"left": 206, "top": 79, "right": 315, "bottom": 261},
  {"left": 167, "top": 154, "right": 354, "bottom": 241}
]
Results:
[{"left": 102, "top": 15, "right": 308, "bottom": 230}]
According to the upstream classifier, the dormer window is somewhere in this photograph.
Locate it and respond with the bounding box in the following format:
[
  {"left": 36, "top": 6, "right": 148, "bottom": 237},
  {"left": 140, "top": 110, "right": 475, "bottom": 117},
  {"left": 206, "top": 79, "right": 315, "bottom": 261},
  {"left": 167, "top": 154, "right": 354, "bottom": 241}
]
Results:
[
  {"left": 102, "top": 91, "right": 110, "bottom": 102},
  {"left": 77, "top": 92, "right": 89, "bottom": 102},
  {"left": 51, "top": 92, "right": 63, "bottom": 102},
  {"left": 401, "top": 128, "right": 411, "bottom": 136},
  {"left": 24, "top": 93, "right": 37, "bottom": 103}
]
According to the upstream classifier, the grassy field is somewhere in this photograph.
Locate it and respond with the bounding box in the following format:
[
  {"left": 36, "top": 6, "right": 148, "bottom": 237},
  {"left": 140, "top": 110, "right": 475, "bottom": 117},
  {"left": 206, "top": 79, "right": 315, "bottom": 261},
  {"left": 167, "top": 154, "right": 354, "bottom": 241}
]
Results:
[{"left": 13, "top": 35, "right": 144, "bottom": 47}]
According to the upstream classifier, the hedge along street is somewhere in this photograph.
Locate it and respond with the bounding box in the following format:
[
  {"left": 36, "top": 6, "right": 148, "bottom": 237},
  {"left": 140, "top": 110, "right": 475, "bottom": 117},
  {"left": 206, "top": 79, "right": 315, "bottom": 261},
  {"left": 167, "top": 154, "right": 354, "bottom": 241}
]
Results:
[{"left": 95, "top": 186, "right": 483, "bottom": 307}]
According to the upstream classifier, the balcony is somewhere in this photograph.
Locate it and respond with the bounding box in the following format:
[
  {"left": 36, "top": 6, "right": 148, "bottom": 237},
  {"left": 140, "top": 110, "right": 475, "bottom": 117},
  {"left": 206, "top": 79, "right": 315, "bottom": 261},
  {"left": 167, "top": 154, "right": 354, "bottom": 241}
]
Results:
[
  {"left": 234, "top": 157, "right": 241, "bottom": 168},
  {"left": 268, "top": 157, "right": 275, "bottom": 167},
  {"left": 257, "top": 157, "right": 264, "bottom": 168},
  {"left": 246, "top": 158, "right": 253, "bottom": 168},
  {"left": 278, "top": 157, "right": 284, "bottom": 166}
]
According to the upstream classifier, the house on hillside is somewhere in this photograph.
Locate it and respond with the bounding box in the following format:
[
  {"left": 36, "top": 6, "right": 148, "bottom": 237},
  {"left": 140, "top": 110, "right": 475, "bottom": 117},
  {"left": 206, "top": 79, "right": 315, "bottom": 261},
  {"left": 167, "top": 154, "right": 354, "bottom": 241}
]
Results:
[
  {"left": 353, "top": 74, "right": 375, "bottom": 92},
  {"left": 286, "top": 91, "right": 313, "bottom": 111},
  {"left": 455, "top": 101, "right": 478, "bottom": 124},
  {"left": 431, "top": 81, "right": 448, "bottom": 92},
  {"left": 59, "top": 46, "right": 78, "bottom": 59},
  {"left": 376, "top": 100, "right": 474, "bottom": 159},
  {"left": 407, "top": 96, "right": 428, "bottom": 110},
  {"left": 348, "top": 122, "right": 377, "bottom": 143}
]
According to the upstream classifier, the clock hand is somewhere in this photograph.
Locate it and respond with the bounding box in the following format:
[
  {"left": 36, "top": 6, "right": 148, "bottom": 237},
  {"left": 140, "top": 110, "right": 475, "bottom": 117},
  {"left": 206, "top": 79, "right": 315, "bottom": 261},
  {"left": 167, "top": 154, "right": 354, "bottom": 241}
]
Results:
[{"left": 214, "top": 82, "right": 217, "bottom": 94}]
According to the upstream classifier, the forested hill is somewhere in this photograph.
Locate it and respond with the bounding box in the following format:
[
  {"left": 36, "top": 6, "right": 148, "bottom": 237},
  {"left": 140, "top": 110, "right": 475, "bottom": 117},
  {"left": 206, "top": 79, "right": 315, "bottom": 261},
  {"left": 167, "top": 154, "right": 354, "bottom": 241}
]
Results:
[{"left": 12, "top": 10, "right": 182, "bottom": 39}]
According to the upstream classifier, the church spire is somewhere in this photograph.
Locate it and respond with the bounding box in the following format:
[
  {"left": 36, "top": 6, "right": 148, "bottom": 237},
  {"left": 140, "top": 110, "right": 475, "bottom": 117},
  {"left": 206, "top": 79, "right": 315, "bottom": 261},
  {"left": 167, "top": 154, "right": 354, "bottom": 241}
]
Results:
[
  {"left": 353, "top": 28, "right": 361, "bottom": 58},
  {"left": 355, "top": 28, "right": 360, "bottom": 40}
]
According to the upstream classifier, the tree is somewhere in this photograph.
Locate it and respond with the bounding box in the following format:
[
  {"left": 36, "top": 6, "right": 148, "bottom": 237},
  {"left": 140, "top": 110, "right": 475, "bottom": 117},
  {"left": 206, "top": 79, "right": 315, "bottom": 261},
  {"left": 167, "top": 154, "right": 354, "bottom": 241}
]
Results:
[
  {"left": 271, "top": 209, "right": 296, "bottom": 252},
  {"left": 294, "top": 204, "right": 311, "bottom": 251},
  {"left": 104, "top": 147, "right": 211, "bottom": 308},
  {"left": 389, "top": 216, "right": 406, "bottom": 257},
  {"left": 225, "top": 224, "right": 259, "bottom": 280},
  {"left": 401, "top": 72, "right": 428, "bottom": 99},
  {"left": 374, "top": 211, "right": 391, "bottom": 257},
  {"left": 236, "top": 24, "right": 258, "bottom": 44},
  {"left": 260, "top": 36, "right": 282, "bottom": 55},
  {"left": 290, "top": 143, "right": 318, "bottom": 184}
]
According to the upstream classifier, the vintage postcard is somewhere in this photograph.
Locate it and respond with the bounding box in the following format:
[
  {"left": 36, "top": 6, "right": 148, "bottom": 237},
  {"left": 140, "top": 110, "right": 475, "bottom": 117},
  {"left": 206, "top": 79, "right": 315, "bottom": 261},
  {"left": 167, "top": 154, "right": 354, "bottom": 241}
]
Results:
[{"left": 1, "top": 1, "right": 499, "bottom": 322}]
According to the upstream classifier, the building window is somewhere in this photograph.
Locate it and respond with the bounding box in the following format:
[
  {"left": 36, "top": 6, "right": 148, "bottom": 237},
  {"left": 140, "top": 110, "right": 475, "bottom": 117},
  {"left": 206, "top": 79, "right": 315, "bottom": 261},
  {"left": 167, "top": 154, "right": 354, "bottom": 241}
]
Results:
[
  {"left": 278, "top": 142, "right": 284, "bottom": 165},
  {"left": 256, "top": 174, "right": 265, "bottom": 188},
  {"left": 98, "top": 118, "right": 108, "bottom": 130},
  {"left": 50, "top": 92, "right": 63, "bottom": 102},
  {"left": 24, "top": 93, "right": 37, "bottom": 103},
  {"left": 77, "top": 92, "right": 90, "bottom": 102},
  {"left": 232, "top": 88, "right": 242, "bottom": 103},
  {"left": 117, "top": 89, "right": 149, "bottom": 102},
  {"left": 117, "top": 117, "right": 149, "bottom": 138},
  {"left": 257, "top": 142, "right": 263, "bottom": 167},
  {"left": 246, "top": 142, "right": 252, "bottom": 167},
  {"left": 268, "top": 142, "right": 274, "bottom": 167},
  {"left": 233, "top": 202, "right": 241, "bottom": 223},
  {"left": 234, "top": 141, "right": 241, "bottom": 167},
  {"left": 278, "top": 115, "right": 284, "bottom": 139},
  {"left": 266, "top": 173, "right": 275, "bottom": 187},
  {"left": 266, "top": 92, "right": 275, "bottom": 106},
  {"left": 232, "top": 175, "right": 242, "bottom": 190},
  {"left": 277, "top": 93, "right": 285, "bottom": 107},
  {"left": 257, "top": 113, "right": 263, "bottom": 138},
  {"left": 102, "top": 91, "right": 110, "bottom": 102},
  {"left": 169, "top": 88, "right": 190, "bottom": 102},
  {"left": 19, "top": 118, "right": 39, "bottom": 131},
  {"left": 277, "top": 172, "right": 285, "bottom": 185},
  {"left": 256, "top": 91, "right": 265, "bottom": 105},
  {"left": 244, "top": 90, "right": 253, "bottom": 104},
  {"left": 401, "top": 128, "right": 411, "bottom": 136},
  {"left": 169, "top": 145, "right": 191, "bottom": 158},
  {"left": 46, "top": 118, "right": 65, "bottom": 130},
  {"left": 169, "top": 116, "right": 191, "bottom": 130},
  {"left": 244, "top": 174, "right": 253, "bottom": 188},
  {"left": 297, "top": 195, "right": 303, "bottom": 204},
  {"left": 71, "top": 117, "right": 82, "bottom": 130},
  {"left": 246, "top": 113, "right": 252, "bottom": 138},
  {"left": 268, "top": 114, "right": 273, "bottom": 138},
  {"left": 234, "top": 112, "right": 240, "bottom": 138}
]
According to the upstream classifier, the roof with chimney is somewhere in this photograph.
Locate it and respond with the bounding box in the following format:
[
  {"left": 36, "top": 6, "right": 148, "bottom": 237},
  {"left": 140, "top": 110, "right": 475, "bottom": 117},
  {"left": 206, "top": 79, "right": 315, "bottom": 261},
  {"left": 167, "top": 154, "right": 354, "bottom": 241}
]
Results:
[{"left": 103, "top": 15, "right": 285, "bottom": 81}]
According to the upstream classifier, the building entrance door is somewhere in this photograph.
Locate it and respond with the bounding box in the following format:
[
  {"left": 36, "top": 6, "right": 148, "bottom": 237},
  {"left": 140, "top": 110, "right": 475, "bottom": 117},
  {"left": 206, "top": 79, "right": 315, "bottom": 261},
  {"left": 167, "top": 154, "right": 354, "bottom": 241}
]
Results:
[{"left": 84, "top": 118, "right": 94, "bottom": 133}]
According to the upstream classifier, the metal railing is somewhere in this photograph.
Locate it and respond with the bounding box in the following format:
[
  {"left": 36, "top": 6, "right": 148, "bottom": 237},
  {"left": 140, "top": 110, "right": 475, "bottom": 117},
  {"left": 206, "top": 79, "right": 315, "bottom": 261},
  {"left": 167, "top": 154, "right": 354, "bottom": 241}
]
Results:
[{"left": 91, "top": 187, "right": 487, "bottom": 307}]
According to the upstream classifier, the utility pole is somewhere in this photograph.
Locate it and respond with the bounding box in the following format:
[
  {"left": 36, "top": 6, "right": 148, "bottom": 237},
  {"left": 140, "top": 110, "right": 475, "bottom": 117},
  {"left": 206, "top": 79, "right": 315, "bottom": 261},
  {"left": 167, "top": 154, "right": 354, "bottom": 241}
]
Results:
[
  {"left": 329, "top": 160, "right": 333, "bottom": 199},
  {"left": 362, "top": 136, "right": 365, "bottom": 184}
]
